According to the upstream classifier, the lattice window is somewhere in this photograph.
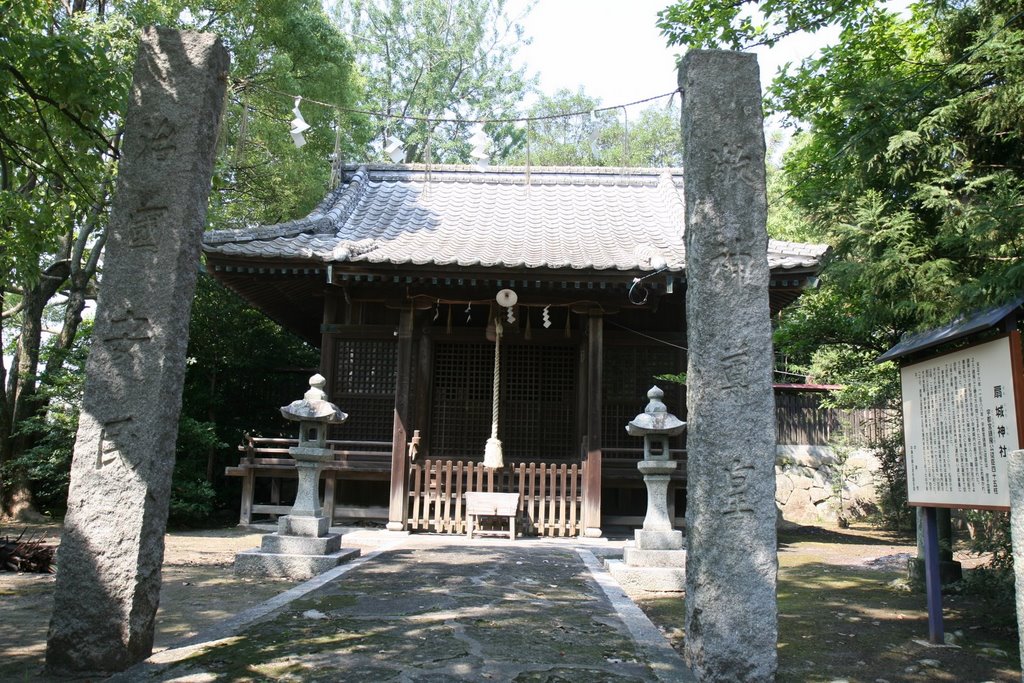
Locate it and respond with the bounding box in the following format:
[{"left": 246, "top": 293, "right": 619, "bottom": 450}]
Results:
[
  {"left": 430, "top": 343, "right": 493, "bottom": 458},
  {"left": 501, "top": 344, "right": 577, "bottom": 459},
  {"left": 430, "top": 342, "right": 577, "bottom": 460},
  {"left": 602, "top": 346, "right": 685, "bottom": 451},
  {"left": 331, "top": 338, "right": 397, "bottom": 441}
]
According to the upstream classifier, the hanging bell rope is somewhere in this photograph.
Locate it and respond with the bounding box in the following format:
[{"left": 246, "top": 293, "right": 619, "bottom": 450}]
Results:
[{"left": 483, "top": 316, "right": 504, "bottom": 469}]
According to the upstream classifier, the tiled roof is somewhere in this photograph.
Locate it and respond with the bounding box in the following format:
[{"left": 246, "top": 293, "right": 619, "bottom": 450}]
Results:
[{"left": 203, "top": 164, "right": 828, "bottom": 273}]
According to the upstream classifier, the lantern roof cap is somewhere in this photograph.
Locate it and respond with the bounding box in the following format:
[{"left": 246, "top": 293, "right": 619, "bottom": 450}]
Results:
[
  {"left": 280, "top": 373, "right": 348, "bottom": 423},
  {"left": 626, "top": 386, "right": 686, "bottom": 436}
]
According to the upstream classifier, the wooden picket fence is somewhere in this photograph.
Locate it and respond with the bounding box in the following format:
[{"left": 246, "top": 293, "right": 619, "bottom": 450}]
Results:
[{"left": 407, "top": 459, "right": 585, "bottom": 537}]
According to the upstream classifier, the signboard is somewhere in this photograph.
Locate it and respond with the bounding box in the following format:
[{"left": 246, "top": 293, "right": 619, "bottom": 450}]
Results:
[{"left": 902, "top": 332, "right": 1024, "bottom": 509}]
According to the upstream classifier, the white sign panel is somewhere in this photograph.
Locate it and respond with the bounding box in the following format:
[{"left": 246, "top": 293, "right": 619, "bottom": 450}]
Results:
[{"left": 902, "top": 334, "right": 1022, "bottom": 509}]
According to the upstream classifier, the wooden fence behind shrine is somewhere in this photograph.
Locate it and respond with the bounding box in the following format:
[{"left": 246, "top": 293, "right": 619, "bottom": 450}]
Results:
[{"left": 407, "top": 459, "right": 585, "bottom": 537}]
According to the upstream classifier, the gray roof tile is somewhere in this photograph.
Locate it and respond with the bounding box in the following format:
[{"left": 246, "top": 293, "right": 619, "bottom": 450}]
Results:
[{"left": 203, "top": 164, "right": 828, "bottom": 273}]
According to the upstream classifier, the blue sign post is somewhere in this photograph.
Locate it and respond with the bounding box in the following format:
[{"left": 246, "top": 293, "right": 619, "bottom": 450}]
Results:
[{"left": 922, "top": 507, "right": 944, "bottom": 644}]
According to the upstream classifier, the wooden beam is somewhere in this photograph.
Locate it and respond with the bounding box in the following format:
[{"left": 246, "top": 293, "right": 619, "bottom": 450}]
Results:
[
  {"left": 414, "top": 332, "right": 433, "bottom": 457},
  {"left": 387, "top": 306, "right": 415, "bottom": 531},
  {"left": 583, "top": 312, "right": 603, "bottom": 537}
]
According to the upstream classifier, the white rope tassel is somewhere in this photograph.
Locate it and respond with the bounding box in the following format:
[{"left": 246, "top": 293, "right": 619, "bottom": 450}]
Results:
[{"left": 483, "top": 318, "right": 504, "bottom": 469}]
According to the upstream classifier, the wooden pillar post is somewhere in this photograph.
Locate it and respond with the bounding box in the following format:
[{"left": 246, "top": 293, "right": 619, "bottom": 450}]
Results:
[
  {"left": 583, "top": 311, "right": 603, "bottom": 537},
  {"left": 320, "top": 289, "right": 341, "bottom": 399},
  {"left": 387, "top": 307, "right": 415, "bottom": 531}
]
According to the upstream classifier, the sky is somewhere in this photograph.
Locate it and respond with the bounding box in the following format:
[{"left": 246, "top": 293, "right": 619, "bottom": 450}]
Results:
[{"left": 507, "top": 0, "right": 837, "bottom": 117}]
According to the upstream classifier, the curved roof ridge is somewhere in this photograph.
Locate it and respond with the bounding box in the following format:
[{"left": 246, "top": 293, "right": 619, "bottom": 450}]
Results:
[
  {"left": 350, "top": 163, "right": 683, "bottom": 184},
  {"left": 203, "top": 166, "right": 369, "bottom": 245},
  {"left": 767, "top": 238, "right": 830, "bottom": 256}
]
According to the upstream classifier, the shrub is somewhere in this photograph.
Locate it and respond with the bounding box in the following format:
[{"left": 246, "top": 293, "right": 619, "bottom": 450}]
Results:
[
  {"left": 871, "top": 429, "right": 911, "bottom": 531},
  {"left": 169, "top": 417, "right": 226, "bottom": 526}
]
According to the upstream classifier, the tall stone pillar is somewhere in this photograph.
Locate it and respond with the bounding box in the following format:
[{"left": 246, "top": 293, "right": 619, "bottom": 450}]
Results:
[
  {"left": 1009, "top": 450, "right": 1024, "bottom": 672},
  {"left": 679, "top": 50, "right": 778, "bottom": 682},
  {"left": 46, "top": 28, "right": 228, "bottom": 675}
]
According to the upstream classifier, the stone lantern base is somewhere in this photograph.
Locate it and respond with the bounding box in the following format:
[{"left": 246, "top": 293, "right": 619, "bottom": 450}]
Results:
[
  {"left": 606, "top": 528, "right": 687, "bottom": 593},
  {"left": 234, "top": 525, "right": 359, "bottom": 580},
  {"left": 605, "top": 459, "right": 686, "bottom": 593},
  {"left": 234, "top": 448, "right": 360, "bottom": 579}
]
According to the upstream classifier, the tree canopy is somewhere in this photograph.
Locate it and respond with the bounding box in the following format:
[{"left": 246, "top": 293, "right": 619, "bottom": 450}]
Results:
[
  {"left": 660, "top": 0, "right": 1024, "bottom": 407},
  {"left": 0, "top": 0, "right": 360, "bottom": 518},
  {"left": 333, "top": 0, "right": 535, "bottom": 164}
]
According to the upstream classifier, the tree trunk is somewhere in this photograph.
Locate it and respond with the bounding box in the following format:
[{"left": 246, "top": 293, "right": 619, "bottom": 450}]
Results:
[{"left": 1, "top": 260, "right": 71, "bottom": 519}]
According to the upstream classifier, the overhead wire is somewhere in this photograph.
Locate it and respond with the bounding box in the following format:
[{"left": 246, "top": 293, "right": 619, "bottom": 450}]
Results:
[{"left": 245, "top": 84, "right": 682, "bottom": 125}]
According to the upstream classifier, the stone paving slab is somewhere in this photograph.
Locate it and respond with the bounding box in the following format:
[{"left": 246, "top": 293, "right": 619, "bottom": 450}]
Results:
[{"left": 116, "top": 535, "right": 693, "bottom": 682}]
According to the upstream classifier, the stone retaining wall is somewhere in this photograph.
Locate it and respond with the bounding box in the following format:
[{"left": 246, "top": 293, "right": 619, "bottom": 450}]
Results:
[{"left": 775, "top": 444, "right": 880, "bottom": 525}]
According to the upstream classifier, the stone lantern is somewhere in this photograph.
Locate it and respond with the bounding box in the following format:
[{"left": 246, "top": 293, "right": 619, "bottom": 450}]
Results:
[
  {"left": 279, "top": 373, "right": 347, "bottom": 525},
  {"left": 626, "top": 386, "right": 686, "bottom": 534},
  {"left": 234, "top": 374, "right": 359, "bottom": 578},
  {"left": 607, "top": 385, "right": 687, "bottom": 592}
]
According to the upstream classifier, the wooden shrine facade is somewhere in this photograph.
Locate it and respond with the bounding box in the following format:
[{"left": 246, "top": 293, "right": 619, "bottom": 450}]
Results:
[{"left": 204, "top": 164, "right": 828, "bottom": 536}]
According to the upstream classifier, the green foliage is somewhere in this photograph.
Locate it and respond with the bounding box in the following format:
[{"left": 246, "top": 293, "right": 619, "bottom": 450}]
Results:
[
  {"left": 179, "top": 274, "right": 318, "bottom": 510},
  {"left": 657, "top": 0, "right": 877, "bottom": 49},
  {"left": 962, "top": 510, "right": 1013, "bottom": 572},
  {"left": 335, "top": 0, "right": 535, "bottom": 164},
  {"left": 869, "top": 429, "right": 910, "bottom": 531},
  {"left": 202, "top": 0, "right": 365, "bottom": 226},
  {"left": 826, "top": 428, "right": 863, "bottom": 526},
  {"left": 664, "top": 0, "right": 1022, "bottom": 566},
  {"left": 169, "top": 417, "right": 224, "bottom": 526},
  {"left": 735, "top": 1, "right": 1024, "bottom": 410},
  {"left": 183, "top": 274, "right": 318, "bottom": 435},
  {"left": 0, "top": 322, "right": 91, "bottom": 516},
  {"left": 655, "top": 371, "right": 687, "bottom": 386},
  {"left": 0, "top": 0, "right": 360, "bottom": 517}
]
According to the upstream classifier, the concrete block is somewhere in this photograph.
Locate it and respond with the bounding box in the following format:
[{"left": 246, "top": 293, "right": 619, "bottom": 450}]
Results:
[
  {"left": 624, "top": 547, "right": 687, "bottom": 569},
  {"left": 234, "top": 547, "right": 359, "bottom": 580},
  {"left": 261, "top": 533, "right": 341, "bottom": 555},
  {"left": 606, "top": 559, "right": 685, "bottom": 593},
  {"left": 278, "top": 515, "right": 329, "bottom": 537},
  {"left": 635, "top": 529, "right": 683, "bottom": 550}
]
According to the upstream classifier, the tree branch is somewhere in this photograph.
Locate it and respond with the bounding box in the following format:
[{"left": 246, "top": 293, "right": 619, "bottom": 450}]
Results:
[
  {"left": 2, "top": 300, "right": 25, "bottom": 319},
  {"left": 1, "top": 63, "right": 119, "bottom": 159}
]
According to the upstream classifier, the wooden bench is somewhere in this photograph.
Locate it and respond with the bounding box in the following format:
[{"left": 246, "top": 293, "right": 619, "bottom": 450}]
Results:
[
  {"left": 225, "top": 434, "right": 395, "bottom": 525},
  {"left": 464, "top": 492, "right": 520, "bottom": 540}
]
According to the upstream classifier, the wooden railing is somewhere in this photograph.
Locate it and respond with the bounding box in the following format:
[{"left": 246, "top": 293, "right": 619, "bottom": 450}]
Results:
[
  {"left": 226, "top": 435, "right": 391, "bottom": 524},
  {"left": 407, "top": 459, "right": 585, "bottom": 537}
]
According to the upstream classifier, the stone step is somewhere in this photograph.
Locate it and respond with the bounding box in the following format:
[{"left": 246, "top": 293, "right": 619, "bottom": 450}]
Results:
[
  {"left": 260, "top": 532, "right": 342, "bottom": 555},
  {"left": 635, "top": 529, "right": 684, "bottom": 550},
  {"left": 624, "top": 547, "right": 687, "bottom": 569},
  {"left": 606, "top": 559, "right": 685, "bottom": 593},
  {"left": 234, "top": 547, "right": 360, "bottom": 580}
]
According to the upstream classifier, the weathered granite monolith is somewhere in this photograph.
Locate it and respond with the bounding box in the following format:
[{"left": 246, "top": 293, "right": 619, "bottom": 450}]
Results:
[
  {"left": 679, "top": 50, "right": 778, "bottom": 682},
  {"left": 46, "top": 27, "right": 228, "bottom": 675},
  {"left": 1009, "top": 449, "right": 1024, "bottom": 673}
]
